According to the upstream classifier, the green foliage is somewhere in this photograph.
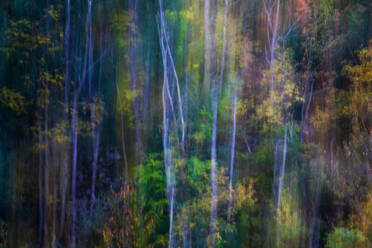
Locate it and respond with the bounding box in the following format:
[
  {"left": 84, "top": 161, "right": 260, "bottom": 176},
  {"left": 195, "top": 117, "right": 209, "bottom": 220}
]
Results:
[
  {"left": 318, "top": 0, "right": 336, "bottom": 27},
  {"left": 325, "top": 228, "right": 369, "bottom": 248},
  {"left": 276, "top": 187, "right": 306, "bottom": 248},
  {"left": 192, "top": 106, "right": 212, "bottom": 145},
  {"left": 1, "top": 0, "right": 372, "bottom": 247},
  {"left": 0, "top": 87, "right": 26, "bottom": 115},
  {"left": 102, "top": 153, "right": 168, "bottom": 247},
  {"left": 172, "top": 157, "right": 257, "bottom": 247},
  {"left": 187, "top": 156, "right": 210, "bottom": 193},
  {"left": 343, "top": 40, "right": 372, "bottom": 126},
  {"left": 348, "top": 193, "right": 372, "bottom": 243},
  {"left": 110, "top": 10, "right": 130, "bottom": 49},
  {"left": 137, "top": 153, "right": 168, "bottom": 214},
  {"left": 257, "top": 49, "right": 303, "bottom": 131}
]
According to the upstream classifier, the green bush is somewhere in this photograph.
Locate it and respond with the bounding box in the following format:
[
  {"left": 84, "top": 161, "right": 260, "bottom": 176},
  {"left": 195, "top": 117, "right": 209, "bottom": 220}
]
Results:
[{"left": 325, "top": 227, "right": 369, "bottom": 248}]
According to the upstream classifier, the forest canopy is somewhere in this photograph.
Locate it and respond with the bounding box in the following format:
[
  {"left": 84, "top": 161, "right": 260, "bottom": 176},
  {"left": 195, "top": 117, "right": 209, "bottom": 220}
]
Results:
[{"left": 0, "top": 0, "right": 371, "bottom": 247}]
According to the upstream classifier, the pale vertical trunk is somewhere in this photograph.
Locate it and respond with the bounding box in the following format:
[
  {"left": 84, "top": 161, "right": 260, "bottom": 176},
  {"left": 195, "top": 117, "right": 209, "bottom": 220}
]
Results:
[
  {"left": 158, "top": 1, "right": 185, "bottom": 246},
  {"left": 276, "top": 125, "right": 287, "bottom": 247},
  {"left": 271, "top": 0, "right": 280, "bottom": 66},
  {"left": 159, "top": 0, "right": 185, "bottom": 145},
  {"left": 265, "top": 0, "right": 280, "bottom": 105},
  {"left": 159, "top": 37, "right": 174, "bottom": 245},
  {"left": 158, "top": 9, "right": 171, "bottom": 242},
  {"left": 166, "top": 41, "right": 185, "bottom": 144},
  {"left": 159, "top": 15, "right": 174, "bottom": 248},
  {"left": 277, "top": 126, "right": 287, "bottom": 212}
]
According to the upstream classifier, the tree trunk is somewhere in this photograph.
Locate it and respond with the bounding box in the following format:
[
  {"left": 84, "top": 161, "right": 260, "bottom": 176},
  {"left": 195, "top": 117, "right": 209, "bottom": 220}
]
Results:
[
  {"left": 116, "top": 81, "right": 129, "bottom": 181},
  {"left": 209, "top": 0, "right": 218, "bottom": 246},
  {"left": 227, "top": 81, "right": 237, "bottom": 224},
  {"left": 204, "top": 0, "right": 211, "bottom": 93},
  {"left": 89, "top": 103, "right": 100, "bottom": 215},
  {"left": 38, "top": 124, "right": 44, "bottom": 245},
  {"left": 60, "top": 0, "right": 70, "bottom": 237},
  {"left": 51, "top": 141, "right": 57, "bottom": 248},
  {"left": 276, "top": 125, "right": 287, "bottom": 247},
  {"left": 129, "top": 0, "right": 142, "bottom": 165},
  {"left": 70, "top": 92, "right": 78, "bottom": 248},
  {"left": 43, "top": 89, "right": 49, "bottom": 248}
]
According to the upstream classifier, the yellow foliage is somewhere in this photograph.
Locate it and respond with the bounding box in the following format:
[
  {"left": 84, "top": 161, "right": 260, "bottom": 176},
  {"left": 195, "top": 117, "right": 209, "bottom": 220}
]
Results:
[
  {"left": 343, "top": 40, "right": 372, "bottom": 126},
  {"left": 0, "top": 87, "right": 26, "bottom": 115},
  {"left": 258, "top": 50, "right": 303, "bottom": 129},
  {"left": 348, "top": 193, "right": 372, "bottom": 242}
]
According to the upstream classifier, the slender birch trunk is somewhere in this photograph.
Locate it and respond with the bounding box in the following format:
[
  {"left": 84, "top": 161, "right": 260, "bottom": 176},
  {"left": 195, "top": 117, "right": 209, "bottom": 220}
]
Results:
[
  {"left": 158, "top": 1, "right": 185, "bottom": 246},
  {"left": 158, "top": 9, "right": 174, "bottom": 247},
  {"left": 264, "top": 0, "right": 280, "bottom": 105},
  {"left": 276, "top": 125, "right": 287, "bottom": 247}
]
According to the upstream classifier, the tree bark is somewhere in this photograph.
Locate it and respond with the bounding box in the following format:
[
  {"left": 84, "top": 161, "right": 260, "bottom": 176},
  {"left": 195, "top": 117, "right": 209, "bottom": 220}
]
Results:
[
  {"left": 209, "top": 0, "right": 218, "bottom": 246},
  {"left": 70, "top": 92, "right": 78, "bottom": 248},
  {"left": 38, "top": 124, "right": 44, "bottom": 245},
  {"left": 60, "top": 0, "right": 70, "bottom": 237},
  {"left": 227, "top": 81, "right": 237, "bottom": 224},
  {"left": 129, "top": 0, "right": 142, "bottom": 165}
]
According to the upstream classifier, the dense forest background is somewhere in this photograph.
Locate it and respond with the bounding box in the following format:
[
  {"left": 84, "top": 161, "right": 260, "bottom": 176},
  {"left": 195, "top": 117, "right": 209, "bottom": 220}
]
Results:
[{"left": 0, "top": 0, "right": 371, "bottom": 247}]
